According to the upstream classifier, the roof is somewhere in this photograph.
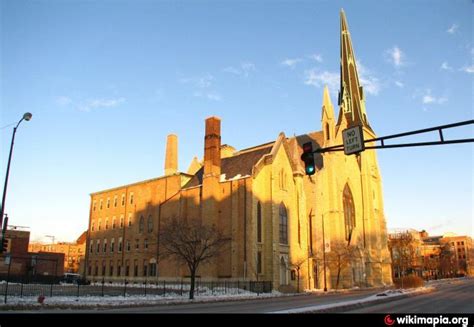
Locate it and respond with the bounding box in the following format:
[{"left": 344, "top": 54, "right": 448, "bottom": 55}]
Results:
[
  {"left": 183, "top": 144, "right": 273, "bottom": 188},
  {"left": 183, "top": 130, "right": 325, "bottom": 188}
]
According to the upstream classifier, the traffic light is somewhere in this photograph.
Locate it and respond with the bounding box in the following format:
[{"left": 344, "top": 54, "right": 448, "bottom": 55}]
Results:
[
  {"left": 0, "top": 237, "right": 9, "bottom": 253},
  {"left": 301, "top": 142, "right": 316, "bottom": 175}
]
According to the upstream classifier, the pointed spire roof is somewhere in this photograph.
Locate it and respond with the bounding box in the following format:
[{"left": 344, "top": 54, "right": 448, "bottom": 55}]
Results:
[
  {"left": 322, "top": 85, "right": 335, "bottom": 121},
  {"left": 337, "top": 9, "right": 373, "bottom": 132}
]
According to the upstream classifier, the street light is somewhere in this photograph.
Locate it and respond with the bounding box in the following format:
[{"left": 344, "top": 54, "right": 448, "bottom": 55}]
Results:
[{"left": 0, "top": 112, "right": 33, "bottom": 229}]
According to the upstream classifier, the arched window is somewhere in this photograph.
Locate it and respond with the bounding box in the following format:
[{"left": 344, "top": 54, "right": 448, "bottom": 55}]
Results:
[
  {"left": 147, "top": 215, "right": 153, "bottom": 232},
  {"left": 343, "top": 184, "right": 356, "bottom": 242},
  {"left": 257, "top": 202, "right": 262, "bottom": 243},
  {"left": 139, "top": 215, "right": 144, "bottom": 233},
  {"left": 279, "top": 203, "right": 288, "bottom": 244}
]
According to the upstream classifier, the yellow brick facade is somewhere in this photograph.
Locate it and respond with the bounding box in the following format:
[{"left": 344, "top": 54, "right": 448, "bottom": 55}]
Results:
[{"left": 84, "top": 10, "right": 393, "bottom": 291}]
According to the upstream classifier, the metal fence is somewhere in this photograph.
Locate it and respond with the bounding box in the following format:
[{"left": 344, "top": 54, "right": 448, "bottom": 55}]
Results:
[{"left": 0, "top": 279, "right": 273, "bottom": 303}]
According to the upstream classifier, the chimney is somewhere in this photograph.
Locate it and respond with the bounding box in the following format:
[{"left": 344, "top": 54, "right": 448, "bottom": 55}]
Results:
[
  {"left": 204, "top": 117, "right": 221, "bottom": 178},
  {"left": 164, "top": 134, "right": 178, "bottom": 175}
]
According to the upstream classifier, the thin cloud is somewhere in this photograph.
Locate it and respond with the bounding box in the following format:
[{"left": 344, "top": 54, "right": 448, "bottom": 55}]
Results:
[
  {"left": 179, "top": 73, "right": 214, "bottom": 88},
  {"left": 222, "top": 62, "right": 256, "bottom": 77},
  {"left": 422, "top": 90, "right": 447, "bottom": 105},
  {"left": 193, "top": 91, "right": 222, "bottom": 101},
  {"left": 308, "top": 54, "right": 323, "bottom": 63},
  {"left": 460, "top": 48, "right": 474, "bottom": 73},
  {"left": 395, "top": 81, "right": 404, "bottom": 88},
  {"left": 180, "top": 73, "right": 222, "bottom": 101},
  {"left": 461, "top": 65, "right": 474, "bottom": 73},
  {"left": 54, "top": 95, "right": 126, "bottom": 112},
  {"left": 55, "top": 96, "right": 72, "bottom": 106},
  {"left": 281, "top": 58, "right": 303, "bottom": 68},
  {"left": 446, "top": 24, "right": 458, "bottom": 34},
  {"left": 356, "top": 60, "right": 381, "bottom": 96},
  {"left": 385, "top": 46, "right": 405, "bottom": 68},
  {"left": 304, "top": 69, "right": 339, "bottom": 95},
  {"left": 78, "top": 97, "right": 126, "bottom": 112},
  {"left": 440, "top": 62, "right": 453, "bottom": 71}
]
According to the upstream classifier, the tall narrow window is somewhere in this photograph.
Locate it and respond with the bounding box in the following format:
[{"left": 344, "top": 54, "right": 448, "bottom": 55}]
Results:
[
  {"left": 114, "top": 196, "right": 118, "bottom": 207},
  {"left": 343, "top": 184, "right": 356, "bottom": 242},
  {"left": 118, "top": 238, "right": 123, "bottom": 252},
  {"left": 257, "top": 202, "right": 262, "bottom": 243},
  {"left": 326, "top": 123, "right": 330, "bottom": 140},
  {"left": 147, "top": 215, "right": 153, "bottom": 232},
  {"left": 103, "top": 239, "right": 107, "bottom": 253},
  {"left": 139, "top": 215, "right": 144, "bottom": 233},
  {"left": 121, "top": 194, "right": 125, "bottom": 206},
  {"left": 279, "top": 203, "right": 288, "bottom": 244},
  {"left": 128, "top": 214, "right": 132, "bottom": 227},
  {"left": 130, "top": 193, "right": 134, "bottom": 205},
  {"left": 107, "top": 198, "right": 110, "bottom": 209},
  {"left": 111, "top": 238, "right": 115, "bottom": 253},
  {"left": 112, "top": 217, "right": 116, "bottom": 229},
  {"left": 105, "top": 218, "right": 109, "bottom": 230},
  {"left": 99, "top": 200, "right": 103, "bottom": 210},
  {"left": 93, "top": 201, "right": 96, "bottom": 211},
  {"left": 120, "top": 215, "right": 124, "bottom": 228},
  {"left": 91, "top": 222, "right": 95, "bottom": 232}
]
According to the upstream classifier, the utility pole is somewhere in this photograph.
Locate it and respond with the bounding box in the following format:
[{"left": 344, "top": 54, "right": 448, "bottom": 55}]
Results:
[{"left": 322, "top": 214, "right": 327, "bottom": 292}]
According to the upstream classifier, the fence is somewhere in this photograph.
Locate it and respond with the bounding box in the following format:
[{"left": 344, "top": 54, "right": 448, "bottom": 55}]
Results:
[{"left": 0, "top": 279, "right": 273, "bottom": 303}]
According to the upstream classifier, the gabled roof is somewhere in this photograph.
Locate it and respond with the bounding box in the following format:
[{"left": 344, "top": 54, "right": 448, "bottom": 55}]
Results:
[
  {"left": 183, "top": 144, "right": 273, "bottom": 188},
  {"left": 182, "top": 130, "right": 325, "bottom": 189}
]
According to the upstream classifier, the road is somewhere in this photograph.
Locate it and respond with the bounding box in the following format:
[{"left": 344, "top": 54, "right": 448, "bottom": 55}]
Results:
[
  {"left": 9, "top": 278, "right": 473, "bottom": 313},
  {"left": 347, "top": 278, "right": 474, "bottom": 313}
]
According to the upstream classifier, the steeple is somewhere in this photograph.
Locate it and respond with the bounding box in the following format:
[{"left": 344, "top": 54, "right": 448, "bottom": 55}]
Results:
[
  {"left": 321, "top": 85, "right": 335, "bottom": 144},
  {"left": 337, "top": 9, "right": 373, "bottom": 132}
]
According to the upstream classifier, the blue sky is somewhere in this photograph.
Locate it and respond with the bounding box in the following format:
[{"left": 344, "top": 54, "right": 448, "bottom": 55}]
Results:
[{"left": 1, "top": 0, "right": 472, "bottom": 242}]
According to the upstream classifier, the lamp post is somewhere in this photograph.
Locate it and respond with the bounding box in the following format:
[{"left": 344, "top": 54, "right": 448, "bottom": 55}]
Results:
[{"left": 0, "top": 112, "right": 33, "bottom": 229}]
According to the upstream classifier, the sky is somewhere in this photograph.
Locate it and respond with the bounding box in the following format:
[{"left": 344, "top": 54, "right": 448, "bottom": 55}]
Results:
[{"left": 1, "top": 0, "right": 472, "bottom": 243}]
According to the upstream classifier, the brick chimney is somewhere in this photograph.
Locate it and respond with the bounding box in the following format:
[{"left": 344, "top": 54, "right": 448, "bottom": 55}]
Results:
[
  {"left": 164, "top": 134, "right": 178, "bottom": 175},
  {"left": 202, "top": 117, "right": 221, "bottom": 229},
  {"left": 203, "top": 117, "right": 221, "bottom": 178}
]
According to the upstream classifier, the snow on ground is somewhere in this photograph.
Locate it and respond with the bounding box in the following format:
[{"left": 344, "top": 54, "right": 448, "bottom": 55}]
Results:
[
  {"left": 0, "top": 288, "right": 288, "bottom": 309},
  {"left": 272, "top": 287, "right": 434, "bottom": 313}
]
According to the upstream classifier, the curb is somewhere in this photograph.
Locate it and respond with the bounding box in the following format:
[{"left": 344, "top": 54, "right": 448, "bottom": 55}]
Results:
[{"left": 290, "top": 288, "right": 435, "bottom": 313}]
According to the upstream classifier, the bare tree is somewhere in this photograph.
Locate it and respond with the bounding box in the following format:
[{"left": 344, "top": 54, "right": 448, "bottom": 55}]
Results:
[
  {"left": 388, "top": 232, "right": 420, "bottom": 284},
  {"left": 159, "top": 218, "right": 230, "bottom": 299},
  {"left": 327, "top": 241, "right": 357, "bottom": 289},
  {"left": 290, "top": 256, "right": 308, "bottom": 293},
  {"left": 439, "top": 243, "right": 456, "bottom": 278}
]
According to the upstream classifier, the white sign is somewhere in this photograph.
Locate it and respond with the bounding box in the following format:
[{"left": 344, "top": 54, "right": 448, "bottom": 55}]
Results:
[
  {"left": 324, "top": 240, "right": 331, "bottom": 253},
  {"left": 342, "top": 125, "right": 365, "bottom": 155}
]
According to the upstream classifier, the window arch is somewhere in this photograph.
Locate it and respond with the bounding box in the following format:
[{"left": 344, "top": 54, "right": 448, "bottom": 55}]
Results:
[
  {"left": 343, "top": 184, "right": 356, "bottom": 242},
  {"left": 139, "top": 215, "right": 144, "bottom": 233},
  {"left": 257, "top": 202, "right": 262, "bottom": 243},
  {"left": 147, "top": 215, "right": 153, "bottom": 233},
  {"left": 279, "top": 203, "right": 288, "bottom": 244}
]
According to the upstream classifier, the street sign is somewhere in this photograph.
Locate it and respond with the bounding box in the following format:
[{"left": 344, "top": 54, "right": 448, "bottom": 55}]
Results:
[
  {"left": 324, "top": 240, "right": 331, "bottom": 253},
  {"left": 342, "top": 125, "right": 365, "bottom": 155}
]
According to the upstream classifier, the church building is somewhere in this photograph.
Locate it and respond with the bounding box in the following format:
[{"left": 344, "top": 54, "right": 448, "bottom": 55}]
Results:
[{"left": 84, "top": 10, "right": 393, "bottom": 291}]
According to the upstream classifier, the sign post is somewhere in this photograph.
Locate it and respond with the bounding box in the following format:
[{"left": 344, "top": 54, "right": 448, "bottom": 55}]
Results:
[{"left": 342, "top": 125, "right": 365, "bottom": 155}]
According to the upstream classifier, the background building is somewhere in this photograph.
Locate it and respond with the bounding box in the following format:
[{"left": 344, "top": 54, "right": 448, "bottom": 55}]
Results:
[
  {"left": 388, "top": 229, "right": 473, "bottom": 280},
  {"left": 0, "top": 227, "right": 64, "bottom": 282},
  {"left": 28, "top": 231, "right": 87, "bottom": 274}
]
